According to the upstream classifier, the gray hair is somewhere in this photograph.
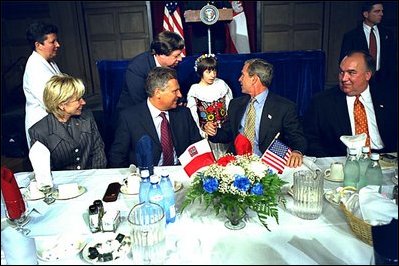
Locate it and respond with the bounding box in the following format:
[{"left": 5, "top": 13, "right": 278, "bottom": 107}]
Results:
[
  {"left": 145, "top": 67, "right": 177, "bottom": 96},
  {"left": 244, "top": 58, "right": 274, "bottom": 87}
]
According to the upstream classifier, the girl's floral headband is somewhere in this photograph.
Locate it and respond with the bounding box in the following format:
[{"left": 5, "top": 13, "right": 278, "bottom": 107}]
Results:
[{"left": 194, "top": 53, "right": 216, "bottom": 71}]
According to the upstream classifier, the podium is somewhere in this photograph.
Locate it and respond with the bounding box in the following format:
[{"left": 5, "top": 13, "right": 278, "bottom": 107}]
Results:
[{"left": 184, "top": 5, "right": 233, "bottom": 54}]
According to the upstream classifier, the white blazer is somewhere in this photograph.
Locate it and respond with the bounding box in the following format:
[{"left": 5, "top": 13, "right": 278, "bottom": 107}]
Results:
[{"left": 23, "top": 51, "right": 61, "bottom": 147}]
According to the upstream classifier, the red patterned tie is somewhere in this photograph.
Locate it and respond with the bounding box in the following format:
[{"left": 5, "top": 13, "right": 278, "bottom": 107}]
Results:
[
  {"left": 354, "top": 96, "right": 370, "bottom": 147},
  {"left": 159, "top": 112, "right": 174, "bottom": 166},
  {"left": 369, "top": 28, "right": 377, "bottom": 61}
]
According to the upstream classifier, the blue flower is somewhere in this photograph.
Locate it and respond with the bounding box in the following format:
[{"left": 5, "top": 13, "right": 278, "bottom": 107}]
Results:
[
  {"left": 233, "top": 175, "right": 251, "bottom": 192},
  {"left": 203, "top": 177, "right": 219, "bottom": 193},
  {"left": 250, "top": 183, "right": 264, "bottom": 195}
]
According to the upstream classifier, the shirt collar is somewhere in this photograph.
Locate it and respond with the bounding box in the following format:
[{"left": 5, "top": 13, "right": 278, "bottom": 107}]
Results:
[{"left": 147, "top": 99, "right": 168, "bottom": 119}]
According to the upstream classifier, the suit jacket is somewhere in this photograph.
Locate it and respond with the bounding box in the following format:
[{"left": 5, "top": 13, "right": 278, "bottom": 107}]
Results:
[
  {"left": 303, "top": 85, "right": 397, "bottom": 157},
  {"left": 117, "top": 51, "right": 156, "bottom": 110},
  {"left": 340, "top": 24, "right": 396, "bottom": 81},
  {"left": 28, "top": 109, "right": 107, "bottom": 171},
  {"left": 209, "top": 92, "right": 307, "bottom": 155},
  {"left": 109, "top": 102, "right": 202, "bottom": 168}
]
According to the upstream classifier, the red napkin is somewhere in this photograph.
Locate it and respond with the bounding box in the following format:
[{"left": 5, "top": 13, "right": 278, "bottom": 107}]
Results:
[
  {"left": 234, "top": 133, "right": 253, "bottom": 155},
  {"left": 1, "top": 166, "right": 26, "bottom": 219}
]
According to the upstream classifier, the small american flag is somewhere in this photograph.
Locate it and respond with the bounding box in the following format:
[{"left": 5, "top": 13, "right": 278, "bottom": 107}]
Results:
[
  {"left": 163, "top": 2, "right": 186, "bottom": 56},
  {"left": 261, "top": 139, "right": 292, "bottom": 174}
]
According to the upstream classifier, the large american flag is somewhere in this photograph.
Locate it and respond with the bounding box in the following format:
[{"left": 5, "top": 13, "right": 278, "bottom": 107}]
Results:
[
  {"left": 261, "top": 139, "right": 292, "bottom": 174},
  {"left": 163, "top": 2, "right": 186, "bottom": 56}
]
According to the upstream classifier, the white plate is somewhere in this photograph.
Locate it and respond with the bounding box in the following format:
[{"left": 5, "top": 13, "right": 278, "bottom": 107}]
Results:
[
  {"left": 81, "top": 232, "right": 131, "bottom": 264},
  {"left": 36, "top": 235, "right": 86, "bottom": 262},
  {"left": 20, "top": 187, "right": 45, "bottom": 201},
  {"left": 120, "top": 184, "right": 138, "bottom": 195},
  {"left": 52, "top": 186, "right": 86, "bottom": 200}
]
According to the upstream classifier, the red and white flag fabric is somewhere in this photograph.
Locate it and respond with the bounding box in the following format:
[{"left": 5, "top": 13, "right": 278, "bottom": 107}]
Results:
[
  {"left": 261, "top": 139, "right": 292, "bottom": 174},
  {"left": 178, "top": 139, "right": 215, "bottom": 177},
  {"left": 163, "top": 2, "right": 186, "bottom": 56},
  {"left": 226, "top": 1, "right": 250, "bottom": 54}
]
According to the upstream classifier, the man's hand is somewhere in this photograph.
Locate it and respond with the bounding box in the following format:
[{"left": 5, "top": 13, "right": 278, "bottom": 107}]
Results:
[{"left": 287, "top": 150, "right": 303, "bottom": 168}]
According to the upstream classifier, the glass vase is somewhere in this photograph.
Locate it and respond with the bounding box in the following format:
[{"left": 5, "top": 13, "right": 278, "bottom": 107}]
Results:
[{"left": 224, "top": 205, "right": 246, "bottom": 230}]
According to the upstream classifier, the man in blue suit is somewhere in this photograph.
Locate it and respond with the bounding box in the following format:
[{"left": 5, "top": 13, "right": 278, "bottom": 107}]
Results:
[
  {"left": 109, "top": 67, "right": 202, "bottom": 168},
  {"left": 117, "top": 31, "right": 185, "bottom": 111},
  {"left": 204, "top": 58, "right": 306, "bottom": 168},
  {"left": 340, "top": 2, "right": 396, "bottom": 87},
  {"left": 303, "top": 50, "right": 397, "bottom": 157}
]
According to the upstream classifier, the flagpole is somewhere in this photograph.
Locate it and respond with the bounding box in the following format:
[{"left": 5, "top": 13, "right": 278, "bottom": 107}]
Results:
[
  {"left": 265, "top": 132, "right": 280, "bottom": 151},
  {"left": 206, "top": 136, "right": 217, "bottom": 162}
]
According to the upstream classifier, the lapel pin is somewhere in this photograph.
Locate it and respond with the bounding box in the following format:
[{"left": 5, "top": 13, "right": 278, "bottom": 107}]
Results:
[
  {"left": 268, "top": 114, "right": 272, "bottom": 119},
  {"left": 379, "top": 105, "right": 384, "bottom": 108}
]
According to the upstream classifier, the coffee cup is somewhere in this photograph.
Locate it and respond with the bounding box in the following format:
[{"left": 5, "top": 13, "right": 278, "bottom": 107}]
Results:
[
  {"left": 324, "top": 162, "right": 344, "bottom": 181},
  {"left": 123, "top": 173, "right": 140, "bottom": 194}
]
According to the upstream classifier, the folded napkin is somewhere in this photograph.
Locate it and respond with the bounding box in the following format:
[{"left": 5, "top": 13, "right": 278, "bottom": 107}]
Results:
[
  {"left": 1, "top": 167, "right": 26, "bottom": 219},
  {"left": 29, "top": 141, "right": 53, "bottom": 187},
  {"left": 340, "top": 133, "right": 367, "bottom": 157},
  {"left": 234, "top": 133, "right": 252, "bottom": 155},
  {"left": 359, "top": 185, "right": 398, "bottom": 225},
  {"left": 135, "top": 134, "right": 154, "bottom": 174}
]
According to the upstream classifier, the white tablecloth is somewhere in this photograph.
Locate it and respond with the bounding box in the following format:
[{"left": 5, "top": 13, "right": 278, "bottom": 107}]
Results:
[{"left": 2, "top": 156, "right": 396, "bottom": 265}]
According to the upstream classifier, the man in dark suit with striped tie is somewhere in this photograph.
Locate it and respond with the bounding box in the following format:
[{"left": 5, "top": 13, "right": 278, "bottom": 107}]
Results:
[{"left": 109, "top": 67, "right": 202, "bottom": 168}]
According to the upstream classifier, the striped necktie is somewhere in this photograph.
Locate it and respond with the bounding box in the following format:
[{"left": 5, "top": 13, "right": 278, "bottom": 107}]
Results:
[
  {"left": 159, "top": 112, "right": 174, "bottom": 166},
  {"left": 243, "top": 98, "right": 256, "bottom": 151},
  {"left": 354, "top": 95, "right": 370, "bottom": 147}
]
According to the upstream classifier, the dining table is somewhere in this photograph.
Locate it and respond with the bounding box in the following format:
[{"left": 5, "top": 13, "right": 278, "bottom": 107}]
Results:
[{"left": 1, "top": 156, "right": 397, "bottom": 265}]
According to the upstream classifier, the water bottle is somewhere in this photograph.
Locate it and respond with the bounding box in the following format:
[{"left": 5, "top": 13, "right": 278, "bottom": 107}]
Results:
[
  {"left": 357, "top": 146, "right": 371, "bottom": 190},
  {"left": 159, "top": 171, "right": 176, "bottom": 224},
  {"left": 364, "top": 153, "right": 383, "bottom": 187},
  {"left": 343, "top": 148, "right": 360, "bottom": 189},
  {"left": 138, "top": 169, "right": 151, "bottom": 203},
  {"left": 148, "top": 175, "right": 164, "bottom": 211}
]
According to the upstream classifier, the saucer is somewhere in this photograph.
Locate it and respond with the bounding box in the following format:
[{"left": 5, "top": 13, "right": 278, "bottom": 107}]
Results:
[
  {"left": 53, "top": 186, "right": 86, "bottom": 200},
  {"left": 36, "top": 235, "right": 86, "bottom": 261},
  {"left": 120, "top": 184, "right": 138, "bottom": 195},
  {"left": 20, "top": 187, "right": 45, "bottom": 201},
  {"left": 324, "top": 174, "right": 344, "bottom": 182}
]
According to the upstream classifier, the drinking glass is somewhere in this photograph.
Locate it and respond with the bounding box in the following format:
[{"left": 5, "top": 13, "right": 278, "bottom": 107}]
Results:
[
  {"left": 5, "top": 199, "right": 31, "bottom": 235},
  {"left": 37, "top": 183, "right": 55, "bottom": 204}
]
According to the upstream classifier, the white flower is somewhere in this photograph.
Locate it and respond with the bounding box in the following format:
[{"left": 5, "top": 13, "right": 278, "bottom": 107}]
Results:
[
  {"left": 224, "top": 164, "right": 245, "bottom": 177},
  {"left": 249, "top": 161, "right": 269, "bottom": 178}
]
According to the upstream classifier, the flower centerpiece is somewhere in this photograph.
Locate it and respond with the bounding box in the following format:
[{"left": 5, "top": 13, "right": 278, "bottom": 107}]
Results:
[{"left": 180, "top": 153, "right": 287, "bottom": 231}]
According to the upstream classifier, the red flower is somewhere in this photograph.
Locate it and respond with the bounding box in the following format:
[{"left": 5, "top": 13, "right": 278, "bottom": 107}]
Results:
[{"left": 216, "top": 154, "right": 236, "bottom": 166}]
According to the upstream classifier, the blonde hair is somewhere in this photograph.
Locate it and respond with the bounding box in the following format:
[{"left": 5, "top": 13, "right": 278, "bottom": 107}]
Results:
[{"left": 43, "top": 73, "right": 85, "bottom": 118}]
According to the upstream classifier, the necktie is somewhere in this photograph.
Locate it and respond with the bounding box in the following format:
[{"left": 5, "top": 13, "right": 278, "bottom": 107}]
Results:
[
  {"left": 159, "top": 112, "right": 174, "bottom": 166},
  {"left": 354, "top": 96, "right": 370, "bottom": 147},
  {"left": 243, "top": 98, "right": 256, "bottom": 151},
  {"left": 369, "top": 28, "right": 377, "bottom": 61}
]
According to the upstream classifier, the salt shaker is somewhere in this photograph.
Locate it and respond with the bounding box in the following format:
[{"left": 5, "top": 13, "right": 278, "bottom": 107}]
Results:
[{"left": 88, "top": 205, "right": 100, "bottom": 233}]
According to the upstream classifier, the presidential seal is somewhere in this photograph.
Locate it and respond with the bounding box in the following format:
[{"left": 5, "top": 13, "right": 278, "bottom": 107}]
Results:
[{"left": 199, "top": 4, "right": 219, "bottom": 25}]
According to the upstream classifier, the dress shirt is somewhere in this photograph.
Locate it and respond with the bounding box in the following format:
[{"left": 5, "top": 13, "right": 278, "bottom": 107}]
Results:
[
  {"left": 147, "top": 99, "right": 177, "bottom": 165},
  {"left": 240, "top": 90, "right": 268, "bottom": 156},
  {"left": 363, "top": 23, "right": 381, "bottom": 70},
  {"left": 346, "top": 86, "right": 384, "bottom": 150}
]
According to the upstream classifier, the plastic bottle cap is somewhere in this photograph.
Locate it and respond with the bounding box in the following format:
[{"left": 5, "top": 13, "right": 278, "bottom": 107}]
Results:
[
  {"left": 362, "top": 146, "right": 370, "bottom": 153},
  {"left": 140, "top": 170, "right": 150, "bottom": 178},
  {"left": 370, "top": 153, "right": 380, "bottom": 160},
  {"left": 349, "top": 148, "right": 358, "bottom": 155},
  {"left": 150, "top": 175, "right": 160, "bottom": 183}
]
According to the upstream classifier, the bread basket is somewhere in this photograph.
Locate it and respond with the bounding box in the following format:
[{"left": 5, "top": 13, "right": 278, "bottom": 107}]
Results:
[{"left": 339, "top": 202, "right": 373, "bottom": 245}]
